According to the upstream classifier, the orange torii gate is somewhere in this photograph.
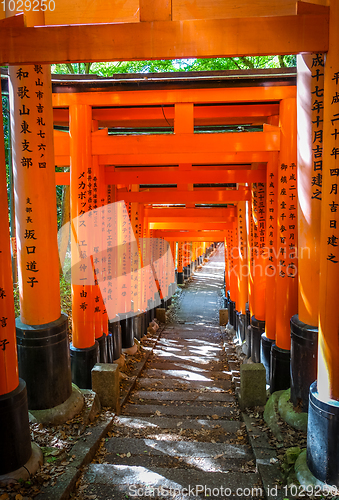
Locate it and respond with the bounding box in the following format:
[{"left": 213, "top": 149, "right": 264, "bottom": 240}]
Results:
[{"left": 0, "top": 0, "right": 338, "bottom": 486}]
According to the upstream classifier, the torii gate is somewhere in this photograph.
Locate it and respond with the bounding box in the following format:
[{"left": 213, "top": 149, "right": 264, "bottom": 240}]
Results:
[{"left": 0, "top": 0, "right": 338, "bottom": 487}]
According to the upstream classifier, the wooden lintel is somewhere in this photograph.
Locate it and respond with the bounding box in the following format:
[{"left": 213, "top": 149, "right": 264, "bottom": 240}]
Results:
[
  {"left": 145, "top": 207, "right": 236, "bottom": 218},
  {"left": 0, "top": 14, "right": 328, "bottom": 66},
  {"left": 52, "top": 86, "right": 295, "bottom": 108},
  {"left": 105, "top": 168, "right": 266, "bottom": 184},
  {"left": 116, "top": 187, "right": 250, "bottom": 204},
  {"left": 92, "top": 131, "right": 280, "bottom": 156},
  {"left": 150, "top": 222, "right": 232, "bottom": 230},
  {"left": 153, "top": 230, "right": 229, "bottom": 241}
]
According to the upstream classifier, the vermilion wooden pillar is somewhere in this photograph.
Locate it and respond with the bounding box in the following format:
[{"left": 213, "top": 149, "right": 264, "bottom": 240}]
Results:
[
  {"left": 236, "top": 200, "right": 248, "bottom": 342},
  {"left": 307, "top": 1, "right": 339, "bottom": 485},
  {"left": 177, "top": 241, "right": 184, "bottom": 284},
  {"left": 250, "top": 183, "right": 267, "bottom": 363},
  {"left": 0, "top": 87, "right": 32, "bottom": 475},
  {"left": 69, "top": 104, "right": 97, "bottom": 388},
  {"left": 271, "top": 98, "right": 298, "bottom": 392},
  {"left": 91, "top": 147, "right": 108, "bottom": 362},
  {"left": 261, "top": 153, "right": 279, "bottom": 380},
  {"left": 290, "top": 53, "right": 323, "bottom": 412},
  {"left": 8, "top": 47, "right": 72, "bottom": 407}
]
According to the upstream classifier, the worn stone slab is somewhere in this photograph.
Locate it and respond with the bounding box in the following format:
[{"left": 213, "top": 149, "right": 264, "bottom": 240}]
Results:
[
  {"left": 104, "top": 437, "right": 252, "bottom": 459},
  {"left": 257, "top": 464, "right": 284, "bottom": 500},
  {"left": 35, "top": 417, "right": 113, "bottom": 500},
  {"left": 239, "top": 363, "right": 267, "bottom": 409},
  {"left": 147, "top": 360, "right": 229, "bottom": 371},
  {"left": 114, "top": 415, "right": 242, "bottom": 432},
  {"left": 156, "top": 308, "right": 166, "bottom": 323},
  {"left": 123, "top": 404, "right": 237, "bottom": 418},
  {"left": 92, "top": 363, "right": 120, "bottom": 411},
  {"left": 135, "top": 377, "right": 232, "bottom": 391},
  {"left": 130, "top": 390, "right": 235, "bottom": 402},
  {"left": 242, "top": 414, "right": 274, "bottom": 450},
  {"left": 84, "top": 464, "right": 261, "bottom": 495},
  {"left": 219, "top": 308, "right": 229, "bottom": 325},
  {"left": 105, "top": 453, "right": 254, "bottom": 473},
  {"left": 153, "top": 347, "right": 226, "bottom": 357},
  {"left": 142, "top": 368, "right": 231, "bottom": 380}
]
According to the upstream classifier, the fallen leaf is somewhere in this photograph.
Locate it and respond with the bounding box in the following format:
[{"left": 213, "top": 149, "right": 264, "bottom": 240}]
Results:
[
  {"left": 126, "top": 452, "right": 131, "bottom": 458},
  {"left": 211, "top": 415, "right": 219, "bottom": 420}
]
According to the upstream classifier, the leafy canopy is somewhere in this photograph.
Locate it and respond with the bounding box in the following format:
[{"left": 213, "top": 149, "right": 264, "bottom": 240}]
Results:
[{"left": 52, "top": 55, "right": 296, "bottom": 76}]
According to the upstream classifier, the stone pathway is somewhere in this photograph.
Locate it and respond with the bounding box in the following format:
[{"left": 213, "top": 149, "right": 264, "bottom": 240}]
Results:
[{"left": 76, "top": 246, "right": 264, "bottom": 499}]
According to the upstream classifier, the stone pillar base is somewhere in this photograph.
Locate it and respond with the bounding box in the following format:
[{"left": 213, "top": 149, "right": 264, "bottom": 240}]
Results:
[
  {"left": 16, "top": 314, "right": 72, "bottom": 410},
  {"left": 250, "top": 316, "right": 265, "bottom": 363},
  {"left": 270, "top": 344, "right": 290, "bottom": 393},
  {"left": 0, "top": 379, "right": 32, "bottom": 475},
  {"left": 70, "top": 342, "right": 99, "bottom": 389},
  {"left": 307, "top": 381, "right": 339, "bottom": 486},
  {"left": 290, "top": 314, "right": 318, "bottom": 412},
  {"left": 261, "top": 333, "right": 275, "bottom": 384},
  {"left": 29, "top": 383, "right": 84, "bottom": 425},
  {"left": 96, "top": 333, "right": 107, "bottom": 363},
  {"left": 0, "top": 443, "right": 42, "bottom": 484}
]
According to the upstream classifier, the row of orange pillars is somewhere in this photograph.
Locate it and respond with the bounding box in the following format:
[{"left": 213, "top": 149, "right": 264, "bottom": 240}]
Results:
[
  {"left": 222, "top": 51, "right": 339, "bottom": 486},
  {"left": 0, "top": 64, "right": 215, "bottom": 477}
]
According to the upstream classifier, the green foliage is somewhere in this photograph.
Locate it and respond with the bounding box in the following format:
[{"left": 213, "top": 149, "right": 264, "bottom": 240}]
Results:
[
  {"left": 1, "top": 95, "right": 11, "bottom": 203},
  {"left": 60, "top": 274, "right": 72, "bottom": 319},
  {"left": 52, "top": 55, "right": 296, "bottom": 76}
]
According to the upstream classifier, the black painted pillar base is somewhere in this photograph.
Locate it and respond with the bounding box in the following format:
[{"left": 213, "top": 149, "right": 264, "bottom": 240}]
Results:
[
  {"left": 237, "top": 313, "right": 245, "bottom": 343},
  {"left": 0, "top": 379, "right": 32, "bottom": 475},
  {"left": 177, "top": 272, "right": 184, "bottom": 284},
  {"left": 228, "top": 299, "right": 235, "bottom": 327},
  {"left": 183, "top": 266, "right": 188, "bottom": 280},
  {"left": 134, "top": 312, "right": 144, "bottom": 340},
  {"left": 261, "top": 334, "right": 275, "bottom": 384},
  {"left": 108, "top": 315, "right": 122, "bottom": 362},
  {"left": 245, "top": 308, "right": 252, "bottom": 359},
  {"left": 119, "top": 312, "right": 134, "bottom": 349},
  {"left": 16, "top": 314, "right": 72, "bottom": 410},
  {"left": 96, "top": 333, "right": 107, "bottom": 363},
  {"left": 251, "top": 316, "right": 265, "bottom": 363},
  {"left": 70, "top": 341, "right": 99, "bottom": 389},
  {"left": 307, "top": 381, "right": 339, "bottom": 486},
  {"left": 270, "top": 344, "right": 290, "bottom": 393},
  {"left": 290, "top": 314, "right": 318, "bottom": 412}
]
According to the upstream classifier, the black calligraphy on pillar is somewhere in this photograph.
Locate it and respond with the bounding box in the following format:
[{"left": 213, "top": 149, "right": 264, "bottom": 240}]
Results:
[
  {"left": 24, "top": 197, "right": 39, "bottom": 288},
  {"left": 238, "top": 205, "right": 245, "bottom": 260},
  {"left": 267, "top": 171, "right": 276, "bottom": 274},
  {"left": 326, "top": 66, "right": 339, "bottom": 264},
  {"left": 311, "top": 53, "right": 325, "bottom": 202}
]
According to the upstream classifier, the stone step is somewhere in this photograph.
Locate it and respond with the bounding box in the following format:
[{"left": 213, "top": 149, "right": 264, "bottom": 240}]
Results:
[
  {"left": 152, "top": 348, "right": 228, "bottom": 364},
  {"left": 134, "top": 377, "right": 232, "bottom": 391},
  {"left": 102, "top": 454, "right": 253, "bottom": 473},
  {"left": 160, "top": 333, "right": 222, "bottom": 341},
  {"left": 83, "top": 464, "right": 261, "bottom": 500},
  {"left": 141, "top": 368, "right": 231, "bottom": 381},
  {"left": 114, "top": 415, "right": 242, "bottom": 432},
  {"left": 130, "top": 390, "right": 235, "bottom": 402},
  {"left": 122, "top": 403, "right": 240, "bottom": 418},
  {"left": 104, "top": 437, "right": 252, "bottom": 459},
  {"left": 154, "top": 344, "right": 225, "bottom": 355},
  {"left": 153, "top": 347, "right": 225, "bottom": 357},
  {"left": 146, "top": 360, "right": 229, "bottom": 372}
]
